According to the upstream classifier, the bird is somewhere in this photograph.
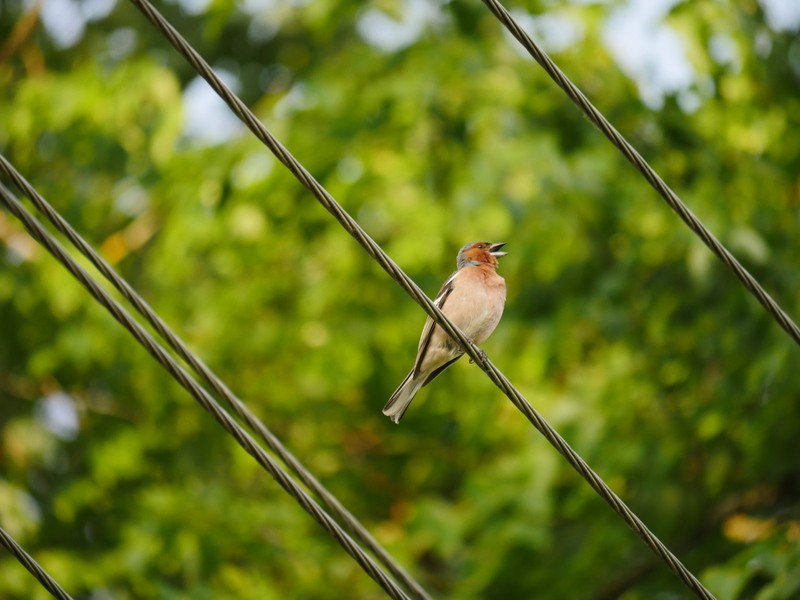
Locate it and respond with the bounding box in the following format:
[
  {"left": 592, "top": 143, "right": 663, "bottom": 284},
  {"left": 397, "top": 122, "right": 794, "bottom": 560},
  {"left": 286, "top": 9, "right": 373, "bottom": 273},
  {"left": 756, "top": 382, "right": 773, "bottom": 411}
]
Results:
[{"left": 383, "top": 241, "right": 508, "bottom": 423}]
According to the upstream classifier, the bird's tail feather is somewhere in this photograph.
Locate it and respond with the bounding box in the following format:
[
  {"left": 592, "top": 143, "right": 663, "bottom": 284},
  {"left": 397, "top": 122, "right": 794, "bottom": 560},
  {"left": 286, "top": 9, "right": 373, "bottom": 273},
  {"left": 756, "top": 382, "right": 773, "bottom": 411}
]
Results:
[{"left": 383, "top": 371, "right": 424, "bottom": 424}]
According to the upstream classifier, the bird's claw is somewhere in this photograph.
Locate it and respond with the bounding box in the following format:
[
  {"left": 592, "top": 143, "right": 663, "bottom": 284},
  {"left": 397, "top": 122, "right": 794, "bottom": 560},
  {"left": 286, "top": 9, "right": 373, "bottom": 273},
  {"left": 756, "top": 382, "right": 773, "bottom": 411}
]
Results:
[{"left": 468, "top": 346, "right": 488, "bottom": 364}]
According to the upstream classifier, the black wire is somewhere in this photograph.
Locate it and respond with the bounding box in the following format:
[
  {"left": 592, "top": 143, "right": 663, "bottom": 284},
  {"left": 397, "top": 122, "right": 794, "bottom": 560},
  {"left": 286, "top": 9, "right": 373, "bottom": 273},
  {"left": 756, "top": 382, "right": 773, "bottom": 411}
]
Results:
[
  {"left": 121, "top": 0, "right": 718, "bottom": 596},
  {"left": 0, "top": 182, "right": 411, "bottom": 600},
  {"left": 0, "top": 526, "right": 74, "bottom": 600},
  {"left": 480, "top": 0, "right": 800, "bottom": 350},
  {"left": 0, "top": 154, "right": 431, "bottom": 600}
]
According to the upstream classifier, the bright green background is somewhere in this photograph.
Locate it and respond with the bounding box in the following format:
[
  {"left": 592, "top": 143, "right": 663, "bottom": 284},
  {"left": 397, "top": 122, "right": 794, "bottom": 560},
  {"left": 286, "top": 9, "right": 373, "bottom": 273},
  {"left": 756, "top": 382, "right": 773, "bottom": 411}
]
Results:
[{"left": 1, "top": 0, "right": 799, "bottom": 598}]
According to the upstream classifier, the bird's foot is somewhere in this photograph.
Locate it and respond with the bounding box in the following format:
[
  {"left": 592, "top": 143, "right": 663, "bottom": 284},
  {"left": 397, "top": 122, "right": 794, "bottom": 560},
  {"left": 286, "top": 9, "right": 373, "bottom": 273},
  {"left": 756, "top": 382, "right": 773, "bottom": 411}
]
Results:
[{"left": 468, "top": 346, "right": 488, "bottom": 364}]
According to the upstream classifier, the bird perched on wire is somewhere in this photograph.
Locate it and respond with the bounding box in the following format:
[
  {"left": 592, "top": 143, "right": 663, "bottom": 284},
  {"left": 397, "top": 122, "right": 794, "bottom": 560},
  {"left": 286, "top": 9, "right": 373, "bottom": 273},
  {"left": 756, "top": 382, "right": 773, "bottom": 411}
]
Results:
[{"left": 383, "top": 241, "right": 508, "bottom": 423}]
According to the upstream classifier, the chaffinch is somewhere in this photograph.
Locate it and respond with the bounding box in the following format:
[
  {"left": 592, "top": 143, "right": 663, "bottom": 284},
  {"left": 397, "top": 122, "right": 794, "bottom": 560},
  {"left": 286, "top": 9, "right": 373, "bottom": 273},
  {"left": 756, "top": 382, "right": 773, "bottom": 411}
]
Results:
[{"left": 383, "top": 241, "right": 508, "bottom": 423}]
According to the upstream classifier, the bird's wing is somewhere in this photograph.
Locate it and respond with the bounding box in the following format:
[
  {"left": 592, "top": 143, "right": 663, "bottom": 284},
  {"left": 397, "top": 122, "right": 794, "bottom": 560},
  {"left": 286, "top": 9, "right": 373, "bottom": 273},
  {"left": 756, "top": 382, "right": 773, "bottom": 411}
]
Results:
[
  {"left": 421, "top": 355, "right": 462, "bottom": 387},
  {"left": 413, "top": 271, "right": 458, "bottom": 378}
]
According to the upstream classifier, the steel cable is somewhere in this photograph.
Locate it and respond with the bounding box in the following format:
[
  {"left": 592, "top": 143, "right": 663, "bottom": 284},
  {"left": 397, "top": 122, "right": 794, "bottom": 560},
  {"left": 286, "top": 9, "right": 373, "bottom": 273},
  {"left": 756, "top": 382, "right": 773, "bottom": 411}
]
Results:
[
  {"left": 122, "top": 0, "right": 715, "bottom": 596},
  {"left": 479, "top": 0, "right": 800, "bottom": 348},
  {"left": 0, "top": 182, "right": 411, "bottom": 600},
  {"left": 0, "top": 526, "right": 74, "bottom": 600},
  {"left": 0, "top": 153, "right": 431, "bottom": 600}
]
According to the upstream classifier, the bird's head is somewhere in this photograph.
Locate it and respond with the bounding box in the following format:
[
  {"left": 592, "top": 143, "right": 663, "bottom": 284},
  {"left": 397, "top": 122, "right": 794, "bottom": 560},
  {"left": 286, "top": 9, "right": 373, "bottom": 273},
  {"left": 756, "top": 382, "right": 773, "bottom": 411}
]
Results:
[{"left": 457, "top": 241, "right": 508, "bottom": 269}]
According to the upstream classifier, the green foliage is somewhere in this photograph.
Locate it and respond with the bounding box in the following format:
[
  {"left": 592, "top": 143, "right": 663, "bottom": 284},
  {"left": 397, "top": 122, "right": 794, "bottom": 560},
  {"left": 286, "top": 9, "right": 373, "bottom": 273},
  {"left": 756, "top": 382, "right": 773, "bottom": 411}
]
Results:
[{"left": 1, "top": 0, "right": 799, "bottom": 598}]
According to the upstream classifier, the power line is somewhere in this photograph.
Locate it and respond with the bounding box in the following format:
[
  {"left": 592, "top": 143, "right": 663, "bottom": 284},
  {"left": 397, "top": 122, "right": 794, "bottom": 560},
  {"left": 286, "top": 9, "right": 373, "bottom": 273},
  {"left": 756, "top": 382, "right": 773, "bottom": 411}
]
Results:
[
  {"left": 480, "top": 0, "right": 800, "bottom": 348},
  {"left": 0, "top": 153, "right": 431, "bottom": 600},
  {"left": 0, "top": 182, "right": 412, "bottom": 600},
  {"left": 0, "top": 525, "right": 74, "bottom": 600},
  {"left": 123, "top": 0, "right": 715, "bottom": 596}
]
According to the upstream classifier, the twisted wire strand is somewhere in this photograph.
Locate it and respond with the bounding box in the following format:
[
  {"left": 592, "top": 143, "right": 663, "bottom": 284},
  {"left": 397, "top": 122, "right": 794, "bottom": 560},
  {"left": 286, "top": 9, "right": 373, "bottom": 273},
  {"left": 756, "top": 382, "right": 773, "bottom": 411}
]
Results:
[
  {"left": 0, "top": 182, "right": 411, "bottom": 600},
  {"left": 480, "top": 0, "right": 800, "bottom": 347},
  {"left": 0, "top": 526, "right": 74, "bottom": 600},
  {"left": 0, "top": 157, "right": 431, "bottom": 600},
  {"left": 123, "top": 0, "right": 714, "bottom": 596}
]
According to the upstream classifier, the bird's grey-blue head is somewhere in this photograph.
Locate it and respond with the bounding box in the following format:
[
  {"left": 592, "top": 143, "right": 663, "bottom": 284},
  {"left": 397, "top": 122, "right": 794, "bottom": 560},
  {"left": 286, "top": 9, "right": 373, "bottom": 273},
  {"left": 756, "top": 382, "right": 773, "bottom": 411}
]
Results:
[{"left": 456, "top": 241, "right": 508, "bottom": 269}]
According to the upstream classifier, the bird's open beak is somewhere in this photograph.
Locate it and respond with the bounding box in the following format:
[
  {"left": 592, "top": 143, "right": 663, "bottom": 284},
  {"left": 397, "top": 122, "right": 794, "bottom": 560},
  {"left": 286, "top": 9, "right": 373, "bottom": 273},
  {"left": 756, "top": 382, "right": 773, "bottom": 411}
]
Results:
[{"left": 489, "top": 242, "right": 508, "bottom": 257}]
